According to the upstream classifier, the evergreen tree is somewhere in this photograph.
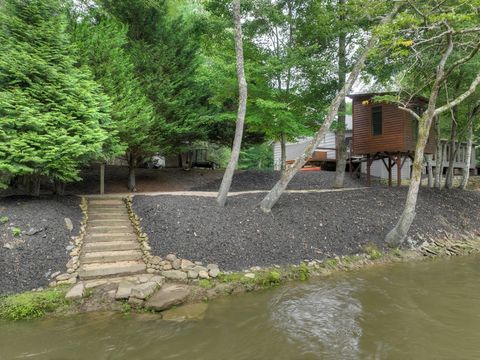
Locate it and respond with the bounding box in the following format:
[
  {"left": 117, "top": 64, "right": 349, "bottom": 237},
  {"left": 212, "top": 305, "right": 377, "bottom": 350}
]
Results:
[
  {"left": 0, "top": 0, "right": 118, "bottom": 194},
  {"left": 102, "top": 0, "right": 208, "bottom": 155},
  {"left": 72, "top": 16, "right": 157, "bottom": 191}
]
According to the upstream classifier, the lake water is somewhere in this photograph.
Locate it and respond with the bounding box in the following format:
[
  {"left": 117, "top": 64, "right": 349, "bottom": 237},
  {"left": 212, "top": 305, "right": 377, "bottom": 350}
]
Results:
[{"left": 2, "top": 255, "right": 480, "bottom": 359}]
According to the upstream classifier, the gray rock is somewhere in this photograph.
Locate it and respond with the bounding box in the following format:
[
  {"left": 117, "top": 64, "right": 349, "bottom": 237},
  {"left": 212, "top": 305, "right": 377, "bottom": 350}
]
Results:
[
  {"left": 66, "top": 244, "right": 74, "bottom": 251},
  {"left": 207, "top": 264, "right": 219, "bottom": 271},
  {"left": 180, "top": 259, "right": 195, "bottom": 270},
  {"left": 150, "top": 256, "right": 162, "bottom": 265},
  {"left": 3, "top": 243, "right": 13, "bottom": 250},
  {"left": 50, "top": 271, "right": 61, "bottom": 279},
  {"left": 56, "top": 273, "right": 71, "bottom": 281},
  {"left": 165, "top": 254, "right": 177, "bottom": 262},
  {"left": 25, "top": 227, "right": 42, "bottom": 236},
  {"left": 128, "top": 297, "right": 144, "bottom": 308},
  {"left": 172, "top": 259, "right": 181, "bottom": 270},
  {"left": 64, "top": 218, "right": 74, "bottom": 232},
  {"left": 161, "top": 270, "right": 188, "bottom": 281},
  {"left": 194, "top": 261, "right": 203, "bottom": 266},
  {"left": 193, "top": 266, "right": 207, "bottom": 273},
  {"left": 209, "top": 268, "right": 220, "bottom": 278},
  {"left": 131, "top": 282, "right": 158, "bottom": 300},
  {"left": 137, "top": 274, "right": 153, "bottom": 283},
  {"left": 187, "top": 270, "right": 198, "bottom": 279},
  {"left": 198, "top": 270, "right": 209, "bottom": 279},
  {"left": 144, "top": 284, "right": 190, "bottom": 311},
  {"left": 150, "top": 276, "right": 165, "bottom": 286},
  {"left": 115, "top": 281, "right": 134, "bottom": 300},
  {"left": 65, "top": 282, "right": 85, "bottom": 300},
  {"left": 244, "top": 273, "right": 255, "bottom": 279}
]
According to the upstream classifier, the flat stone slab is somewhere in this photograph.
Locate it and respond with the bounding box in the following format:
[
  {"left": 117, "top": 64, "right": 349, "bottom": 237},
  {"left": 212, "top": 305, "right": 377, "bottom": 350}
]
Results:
[
  {"left": 81, "top": 249, "right": 143, "bottom": 264},
  {"left": 161, "top": 270, "right": 188, "bottom": 281},
  {"left": 131, "top": 282, "right": 159, "bottom": 300},
  {"left": 79, "top": 261, "right": 146, "bottom": 279},
  {"left": 84, "top": 241, "right": 140, "bottom": 252},
  {"left": 115, "top": 281, "right": 134, "bottom": 300},
  {"left": 65, "top": 282, "right": 85, "bottom": 300},
  {"left": 162, "top": 302, "right": 209, "bottom": 321},
  {"left": 144, "top": 284, "right": 190, "bottom": 311}
]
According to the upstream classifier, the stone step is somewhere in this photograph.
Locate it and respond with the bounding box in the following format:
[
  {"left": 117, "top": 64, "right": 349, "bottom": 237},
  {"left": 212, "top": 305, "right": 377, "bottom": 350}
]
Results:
[
  {"left": 89, "top": 200, "right": 125, "bottom": 206},
  {"left": 79, "top": 261, "right": 146, "bottom": 279},
  {"left": 88, "top": 230, "right": 135, "bottom": 237},
  {"left": 81, "top": 250, "right": 143, "bottom": 264},
  {"left": 88, "top": 215, "right": 129, "bottom": 221},
  {"left": 84, "top": 240, "right": 140, "bottom": 252},
  {"left": 85, "top": 234, "right": 137, "bottom": 242},
  {"left": 88, "top": 219, "right": 131, "bottom": 225},
  {"left": 88, "top": 207, "right": 128, "bottom": 213},
  {"left": 87, "top": 225, "right": 131, "bottom": 232}
]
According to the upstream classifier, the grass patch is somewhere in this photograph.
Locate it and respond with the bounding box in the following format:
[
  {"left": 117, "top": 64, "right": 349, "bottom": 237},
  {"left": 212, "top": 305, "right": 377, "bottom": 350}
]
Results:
[
  {"left": 363, "top": 243, "right": 383, "bottom": 260},
  {"left": 291, "top": 263, "right": 310, "bottom": 281},
  {"left": 0, "top": 216, "right": 8, "bottom": 224},
  {"left": 0, "top": 288, "right": 68, "bottom": 320},
  {"left": 11, "top": 227, "right": 21, "bottom": 237},
  {"left": 198, "top": 279, "right": 215, "bottom": 289}
]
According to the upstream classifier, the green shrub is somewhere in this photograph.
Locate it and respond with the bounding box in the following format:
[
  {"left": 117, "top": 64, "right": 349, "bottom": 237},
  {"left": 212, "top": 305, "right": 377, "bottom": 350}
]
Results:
[
  {"left": 11, "top": 227, "right": 21, "bottom": 237},
  {"left": 363, "top": 243, "right": 382, "bottom": 260},
  {"left": 292, "top": 263, "right": 310, "bottom": 281},
  {"left": 0, "top": 288, "right": 67, "bottom": 320}
]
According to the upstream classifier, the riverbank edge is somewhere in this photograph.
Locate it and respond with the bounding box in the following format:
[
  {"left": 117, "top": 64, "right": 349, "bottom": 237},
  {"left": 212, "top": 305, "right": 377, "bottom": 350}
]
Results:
[{"left": 1, "top": 229, "right": 480, "bottom": 321}]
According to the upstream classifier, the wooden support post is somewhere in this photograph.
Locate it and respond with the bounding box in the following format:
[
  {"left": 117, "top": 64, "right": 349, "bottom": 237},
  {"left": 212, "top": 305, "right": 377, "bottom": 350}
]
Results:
[
  {"left": 388, "top": 157, "right": 393, "bottom": 187},
  {"left": 396, "top": 154, "right": 402, "bottom": 187},
  {"left": 100, "top": 163, "right": 105, "bottom": 195},
  {"left": 367, "top": 154, "right": 371, "bottom": 186}
]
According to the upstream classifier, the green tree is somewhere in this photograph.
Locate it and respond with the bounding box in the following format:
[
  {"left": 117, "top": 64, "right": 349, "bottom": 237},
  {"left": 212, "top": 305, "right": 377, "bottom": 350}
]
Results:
[
  {"left": 71, "top": 16, "right": 157, "bottom": 191},
  {"left": 0, "top": 0, "right": 118, "bottom": 195}
]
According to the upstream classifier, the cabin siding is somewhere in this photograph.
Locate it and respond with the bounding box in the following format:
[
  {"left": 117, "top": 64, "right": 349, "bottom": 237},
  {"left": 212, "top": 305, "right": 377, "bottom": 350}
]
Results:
[
  {"left": 352, "top": 100, "right": 405, "bottom": 154},
  {"left": 352, "top": 96, "right": 436, "bottom": 155}
]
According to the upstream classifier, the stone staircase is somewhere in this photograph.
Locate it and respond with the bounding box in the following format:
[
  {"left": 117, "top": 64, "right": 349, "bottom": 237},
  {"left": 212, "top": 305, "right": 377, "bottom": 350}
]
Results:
[{"left": 78, "top": 198, "right": 146, "bottom": 280}]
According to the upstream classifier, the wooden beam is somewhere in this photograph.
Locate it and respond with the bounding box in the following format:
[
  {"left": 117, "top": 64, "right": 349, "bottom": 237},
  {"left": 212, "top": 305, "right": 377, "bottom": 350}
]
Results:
[
  {"left": 396, "top": 153, "right": 402, "bottom": 187},
  {"left": 367, "top": 154, "right": 372, "bottom": 186}
]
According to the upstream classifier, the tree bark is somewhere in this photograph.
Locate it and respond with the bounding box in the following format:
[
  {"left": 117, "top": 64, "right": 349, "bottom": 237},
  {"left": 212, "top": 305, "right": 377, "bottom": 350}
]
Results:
[
  {"left": 434, "top": 118, "right": 443, "bottom": 189},
  {"left": 259, "top": 5, "right": 401, "bottom": 213},
  {"left": 28, "top": 175, "right": 41, "bottom": 196},
  {"left": 385, "top": 33, "right": 480, "bottom": 246},
  {"left": 445, "top": 106, "right": 458, "bottom": 189},
  {"left": 216, "top": 0, "right": 247, "bottom": 207},
  {"left": 127, "top": 151, "right": 137, "bottom": 192},
  {"left": 460, "top": 121, "right": 473, "bottom": 190},
  {"left": 333, "top": 0, "right": 348, "bottom": 188},
  {"left": 426, "top": 155, "right": 433, "bottom": 188},
  {"left": 280, "top": 133, "right": 287, "bottom": 172}
]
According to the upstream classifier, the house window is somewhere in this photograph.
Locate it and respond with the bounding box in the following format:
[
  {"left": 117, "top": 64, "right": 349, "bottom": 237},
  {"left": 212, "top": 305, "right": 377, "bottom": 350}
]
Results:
[{"left": 372, "top": 106, "right": 382, "bottom": 136}]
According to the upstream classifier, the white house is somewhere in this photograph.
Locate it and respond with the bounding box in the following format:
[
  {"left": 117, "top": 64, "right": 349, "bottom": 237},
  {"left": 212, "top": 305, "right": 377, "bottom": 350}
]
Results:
[{"left": 273, "top": 115, "right": 353, "bottom": 170}]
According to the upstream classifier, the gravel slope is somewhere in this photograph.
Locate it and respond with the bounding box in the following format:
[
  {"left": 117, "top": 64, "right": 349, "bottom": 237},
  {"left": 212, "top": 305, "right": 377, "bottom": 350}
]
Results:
[
  {"left": 0, "top": 196, "right": 82, "bottom": 296},
  {"left": 191, "top": 170, "right": 363, "bottom": 191},
  {"left": 134, "top": 188, "right": 480, "bottom": 271}
]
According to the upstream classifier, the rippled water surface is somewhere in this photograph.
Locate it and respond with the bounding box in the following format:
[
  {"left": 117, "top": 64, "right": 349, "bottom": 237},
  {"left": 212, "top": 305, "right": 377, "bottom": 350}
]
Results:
[{"left": 2, "top": 256, "right": 480, "bottom": 359}]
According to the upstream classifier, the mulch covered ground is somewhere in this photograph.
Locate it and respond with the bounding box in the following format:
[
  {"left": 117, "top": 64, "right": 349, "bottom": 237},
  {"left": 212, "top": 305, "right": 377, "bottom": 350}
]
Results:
[
  {"left": 134, "top": 187, "right": 480, "bottom": 271},
  {"left": 0, "top": 196, "right": 82, "bottom": 296},
  {"left": 190, "top": 169, "right": 363, "bottom": 191}
]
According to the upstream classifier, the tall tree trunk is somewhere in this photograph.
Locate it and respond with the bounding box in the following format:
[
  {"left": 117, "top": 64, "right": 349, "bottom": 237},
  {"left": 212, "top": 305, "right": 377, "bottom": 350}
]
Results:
[
  {"left": 460, "top": 121, "right": 473, "bottom": 190},
  {"left": 280, "top": 133, "right": 287, "bottom": 172},
  {"left": 259, "top": 5, "right": 401, "bottom": 213},
  {"left": 216, "top": 0, "right": 247, "bottom": 207},
  {"left": 434, "top": 118, "right": 443, "bottom": 189},
  {"left": 426, "top": 155, "right": 433, "bottom": 188},
  {"left": 127, "top": 151, "right": 137, "bottom": 192},
  {"left": 28, "top": 175, "right": 41, "bottom": 196},
  {"left": 445, "top": 107, "right": 457, "bottom": 189},
  {"left": 333, "top": 0, "right": 347, "bottom": 188}
]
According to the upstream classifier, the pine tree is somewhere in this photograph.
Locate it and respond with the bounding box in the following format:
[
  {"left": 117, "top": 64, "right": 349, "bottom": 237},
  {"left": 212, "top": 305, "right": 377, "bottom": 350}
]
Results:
[
  {"left": 72, "top": 16, "right": 157, "bottom": 191},
  {"left": 0, "top": 0, "right": 118, "bottom": 194}
]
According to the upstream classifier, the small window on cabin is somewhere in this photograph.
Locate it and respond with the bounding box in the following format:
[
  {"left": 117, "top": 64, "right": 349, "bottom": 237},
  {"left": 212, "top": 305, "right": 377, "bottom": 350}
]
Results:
[{"left": 372, "top": 106, "right": 382, "bottom": 136}]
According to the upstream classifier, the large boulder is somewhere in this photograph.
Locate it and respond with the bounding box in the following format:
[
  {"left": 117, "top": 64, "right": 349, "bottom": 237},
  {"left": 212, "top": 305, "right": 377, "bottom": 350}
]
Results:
[{"left": 144, "top": 284, "right": 190, "bottom": 311}]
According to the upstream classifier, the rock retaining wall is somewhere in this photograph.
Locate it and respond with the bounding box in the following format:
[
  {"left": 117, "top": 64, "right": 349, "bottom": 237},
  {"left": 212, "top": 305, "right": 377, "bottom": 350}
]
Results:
[{"left": 124, "top": 196, "right": 221, "bottom": 281}]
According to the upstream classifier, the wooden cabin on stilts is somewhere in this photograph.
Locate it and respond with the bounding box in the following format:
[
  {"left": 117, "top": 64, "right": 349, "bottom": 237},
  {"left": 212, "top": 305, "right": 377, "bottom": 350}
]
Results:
[{"left": 348, "top": 93, "right": 436, "bottom": 186}]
